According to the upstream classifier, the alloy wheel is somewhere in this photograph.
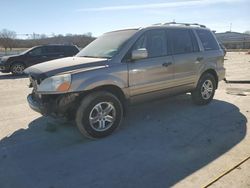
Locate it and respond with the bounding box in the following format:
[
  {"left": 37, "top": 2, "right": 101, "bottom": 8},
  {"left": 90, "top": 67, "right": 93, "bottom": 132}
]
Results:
[
  {"left": 89, "top": 102, "right": 116, "bottom": 132},
  {"left": 201, "top": 80, "right": 214, "bottom": 100}
]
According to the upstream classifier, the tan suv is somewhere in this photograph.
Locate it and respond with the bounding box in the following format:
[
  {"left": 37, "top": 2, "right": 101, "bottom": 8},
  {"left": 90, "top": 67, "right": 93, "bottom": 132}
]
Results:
[{"left": 25, "top": 22, "right": 225, "bottom": 139}]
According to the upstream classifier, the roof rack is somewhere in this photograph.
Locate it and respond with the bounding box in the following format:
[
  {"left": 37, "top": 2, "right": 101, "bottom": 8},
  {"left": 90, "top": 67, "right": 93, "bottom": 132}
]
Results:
[
  {"left": 152, "top": 23, "right": 162, "bottom": 26},
  {"left": 163, "top": 22, "right": 206, "bottom": 28}
]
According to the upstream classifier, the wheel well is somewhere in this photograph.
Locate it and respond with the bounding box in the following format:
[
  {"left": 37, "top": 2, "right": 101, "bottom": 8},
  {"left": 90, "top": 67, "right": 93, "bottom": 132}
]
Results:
[
  {"left": 11, "top": 61, "right": 26, "bottom": 68},
  {"left": 79, "top": 85, "right": 128, "bottom": 115},
  {"left": 93, "top": 85, "right": 127, "bottom": 103},
  {"left": 201, "top": 69, "right": 218, "bottom": 88}
]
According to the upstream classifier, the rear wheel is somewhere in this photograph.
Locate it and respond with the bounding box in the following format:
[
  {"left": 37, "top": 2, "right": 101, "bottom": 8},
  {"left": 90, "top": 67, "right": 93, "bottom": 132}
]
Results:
[
  {"left": 191, "top": 73, "right": 216, "bottom": 105},
  {"left": 11, "top": 63, "right": 25, "bottom": 75},
  {"left": 75, "top": 91, "right": 123, "bottom": 139}
]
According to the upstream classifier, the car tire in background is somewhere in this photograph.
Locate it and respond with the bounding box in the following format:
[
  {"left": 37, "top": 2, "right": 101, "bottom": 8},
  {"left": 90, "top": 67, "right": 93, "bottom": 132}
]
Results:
[
  {"left": 191, "top": 73, "right": 216, "bottom": 105},
  {"left": 76, "top": 91, "right": 123, "bottom": 139},
  {"left": 11, "top": 63, "right": 26, "bottom": 75}
]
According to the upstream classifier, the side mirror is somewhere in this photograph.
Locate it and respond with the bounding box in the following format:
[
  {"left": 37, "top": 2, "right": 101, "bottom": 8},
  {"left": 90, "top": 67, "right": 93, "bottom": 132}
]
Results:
[{"left": 131, "top": 48, "right": 148, "bottom": 61}]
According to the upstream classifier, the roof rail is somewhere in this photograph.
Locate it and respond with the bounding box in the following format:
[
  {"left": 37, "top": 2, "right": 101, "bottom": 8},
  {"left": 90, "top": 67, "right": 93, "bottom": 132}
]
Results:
[
  {"left": 162, "top": 22, "right": 206, "bottom": 28},
  {"left": 152, "top": 23, "right": 162, "bottom": 26}
]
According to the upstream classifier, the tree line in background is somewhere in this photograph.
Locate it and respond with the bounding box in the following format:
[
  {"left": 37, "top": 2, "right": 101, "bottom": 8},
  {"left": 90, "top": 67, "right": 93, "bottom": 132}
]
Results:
[
  {"left": 1, "top": 28, "right": 250, "bottom": 53},
  {"left": 0, "top": 29, "right": 95, "bottom": 52}
]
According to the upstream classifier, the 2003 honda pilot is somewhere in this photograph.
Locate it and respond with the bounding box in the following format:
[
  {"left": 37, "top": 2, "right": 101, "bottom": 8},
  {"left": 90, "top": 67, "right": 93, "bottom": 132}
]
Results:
[{"left": 25, "top": 22, "right": 225, "bottom": 139}]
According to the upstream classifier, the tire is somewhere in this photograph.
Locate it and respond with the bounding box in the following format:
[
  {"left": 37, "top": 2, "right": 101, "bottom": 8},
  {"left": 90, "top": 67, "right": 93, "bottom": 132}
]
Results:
[
  {"left": 191, "top": 73, "right": 216, "bottom": 105},
  {"left": 75, "top": 91, "right": 123, "bottom": 139},
  {"left": 11, "top": 63, "right": 25, "bottom": 75}
]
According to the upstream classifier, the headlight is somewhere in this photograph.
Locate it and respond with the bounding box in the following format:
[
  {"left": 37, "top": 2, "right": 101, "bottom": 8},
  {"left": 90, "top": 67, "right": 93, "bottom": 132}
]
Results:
[
  {"left": 37, "top": 74, "right": 71, "bottom": 93},
  {"left": 1, "top": 56, "right": 9, "bottom": 63},
  {"left": 0, "top": 58, "right": 4, "bottom": 64}
]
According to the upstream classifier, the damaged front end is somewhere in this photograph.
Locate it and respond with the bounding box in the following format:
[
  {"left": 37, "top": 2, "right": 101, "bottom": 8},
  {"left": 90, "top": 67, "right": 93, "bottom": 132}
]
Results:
[{"left": 27, "top": 76, "right": 80, "bottom": 118}]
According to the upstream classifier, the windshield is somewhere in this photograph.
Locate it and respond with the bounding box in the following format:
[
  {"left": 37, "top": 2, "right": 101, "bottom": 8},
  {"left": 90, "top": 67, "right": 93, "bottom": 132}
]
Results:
[
  {"left": 77, "top": 29, "right": 138, "bottom": 59},
  {"left": 20, "top": 46, "right": 36, "bottom": 55}
]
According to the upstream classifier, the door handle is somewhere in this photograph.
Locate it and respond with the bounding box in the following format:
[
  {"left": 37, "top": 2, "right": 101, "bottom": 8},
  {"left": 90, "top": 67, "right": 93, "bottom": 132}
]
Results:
[
  {"left": 162, "top": 62, "right": 172, "bottom": 67},
  {"left": 197, "top": 57, "right": 204, "bottom": 61},
  {"left": 42, "top": 56, "right": 47, "bottom": 58}
]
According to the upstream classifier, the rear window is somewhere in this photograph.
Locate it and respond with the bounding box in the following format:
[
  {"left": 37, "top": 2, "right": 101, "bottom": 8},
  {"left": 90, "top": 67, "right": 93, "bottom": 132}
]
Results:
[{"left": 196, "top": 29, "right": 219, "bottom": 51}]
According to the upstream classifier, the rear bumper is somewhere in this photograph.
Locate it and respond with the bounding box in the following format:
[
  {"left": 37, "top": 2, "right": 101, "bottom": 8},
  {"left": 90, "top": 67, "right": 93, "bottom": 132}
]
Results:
[
  {"left": 217, "top": 67, "right": 226, "bottom": 81},
  {"left": 27, "top": 94, "right": 44, "bottom": 114}
]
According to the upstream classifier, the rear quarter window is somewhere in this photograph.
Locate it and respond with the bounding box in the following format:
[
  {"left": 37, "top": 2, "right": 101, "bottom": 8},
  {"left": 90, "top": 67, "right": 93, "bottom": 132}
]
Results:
[
  {"left": 196, "top": 29, "right": 219, "bottom": 51},
  {"left": 64, "top": 46, "right": 79, "bottom": 55}
]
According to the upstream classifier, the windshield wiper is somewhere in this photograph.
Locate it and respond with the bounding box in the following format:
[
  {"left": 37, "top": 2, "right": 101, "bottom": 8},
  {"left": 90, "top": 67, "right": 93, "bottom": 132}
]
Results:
[
  {"left": 80, "top": 55, "right": 111, "bottom": 59},
  {"left": 81, "top": 55, "right": 98, "bottom": 58}
]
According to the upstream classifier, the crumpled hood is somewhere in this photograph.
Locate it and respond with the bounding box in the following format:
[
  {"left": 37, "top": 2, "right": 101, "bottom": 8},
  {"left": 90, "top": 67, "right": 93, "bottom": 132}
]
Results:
[{"left": 24, "top": 57, "right": 108, "bottom": 79}]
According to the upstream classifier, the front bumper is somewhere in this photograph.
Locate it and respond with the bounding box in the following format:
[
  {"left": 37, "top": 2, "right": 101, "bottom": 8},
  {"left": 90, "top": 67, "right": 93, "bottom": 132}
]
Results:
[
  {"left": 27, "top": 93, "right": 79, "bottom": 116},
  {"left": 0, "top": 65, "right": 5, "bottom": 71},
  {"left": 0, "top": 64, "right": 10, "bottom": 73},
  {"left": 27, "top": 94, "right": 44, "bottom": 114},
  {"left": 0, "top": 65, "right": 7, "bottom": 72}
]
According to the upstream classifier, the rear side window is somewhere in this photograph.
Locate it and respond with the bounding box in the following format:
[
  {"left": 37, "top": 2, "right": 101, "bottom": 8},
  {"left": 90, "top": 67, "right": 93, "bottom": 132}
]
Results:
[
  {"left": 196, "top": 29, "right": 219, "bottom": 51},
  {"left": 190, "top": 31, "right": 200, "bottom": 52},
  {"left": 44, "top": 46, "right": 61, "bottom": 54},
  {"left": 64, "top": 46, "right": 79, "bottom": 55},
  {"left": 167, "top": 29, "right": 194, "bottom": 55}
]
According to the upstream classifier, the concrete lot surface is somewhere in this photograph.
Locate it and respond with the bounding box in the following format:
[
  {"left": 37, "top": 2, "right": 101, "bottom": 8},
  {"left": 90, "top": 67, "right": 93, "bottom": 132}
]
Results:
[
  {"left": 0, "top": 52, "right": 249, "bottom": 188},
  {"left": 225, "top": 52, "right": 250, "bottom": 81}
]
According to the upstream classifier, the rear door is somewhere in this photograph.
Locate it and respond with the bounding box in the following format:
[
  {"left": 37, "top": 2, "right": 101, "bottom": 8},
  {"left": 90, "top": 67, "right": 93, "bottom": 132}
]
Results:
[
  {"left": 128, "top": 29, "right": 174, "bottom": 96},
  {"left": 167, "top": 28, "right": 202, "bottom": 87},
  {"left": 43, "top": 46, "right": 65, "bottom": 61}
]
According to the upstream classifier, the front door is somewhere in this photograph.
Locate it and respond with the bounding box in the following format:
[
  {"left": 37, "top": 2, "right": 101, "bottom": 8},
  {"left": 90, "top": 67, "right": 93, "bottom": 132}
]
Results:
[
  {"left": 26, "top": 47, "right": 50, "bottom": 66},
  {"left": 128, "top": 29, "right": 174, "bottom": 97}
]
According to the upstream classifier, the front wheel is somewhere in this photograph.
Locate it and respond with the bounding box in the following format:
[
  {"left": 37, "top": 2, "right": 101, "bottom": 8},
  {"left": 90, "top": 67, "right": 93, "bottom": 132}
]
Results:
[
  {"left": 75, "top": 91, "right": 123, "bottom": 139},
  {"left": 11, "top": 63, "right": 25, "bottom": 75},
  {"left": 191, "top": 73, "right": 216, "bottom": 105}
]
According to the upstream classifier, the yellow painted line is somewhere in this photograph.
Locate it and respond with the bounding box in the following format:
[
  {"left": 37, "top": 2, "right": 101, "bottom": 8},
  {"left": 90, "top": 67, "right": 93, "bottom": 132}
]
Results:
[{"left": 202, "top": 156, "right": 250, "bottom": 188}]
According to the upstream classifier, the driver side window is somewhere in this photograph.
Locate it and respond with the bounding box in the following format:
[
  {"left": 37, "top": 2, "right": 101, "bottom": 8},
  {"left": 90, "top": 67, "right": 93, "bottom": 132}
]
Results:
[
  {"left": 132, "top": 29, "right": 167, "bottom": 59},
  {"left": 133, "top": 35, "right": 147, "bottom": 50}
]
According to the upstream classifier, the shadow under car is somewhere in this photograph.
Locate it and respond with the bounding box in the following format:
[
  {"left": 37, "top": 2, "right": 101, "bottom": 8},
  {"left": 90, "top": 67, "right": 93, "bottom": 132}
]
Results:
[{"left": 0, "top": 94, "right": 247, "bottom": 188}]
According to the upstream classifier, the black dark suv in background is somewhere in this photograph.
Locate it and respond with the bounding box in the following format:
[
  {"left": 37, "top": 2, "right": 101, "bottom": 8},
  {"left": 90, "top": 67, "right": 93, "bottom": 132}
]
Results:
[{"left": 0, "top": 44, "right": 79, "bottom": 75}]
